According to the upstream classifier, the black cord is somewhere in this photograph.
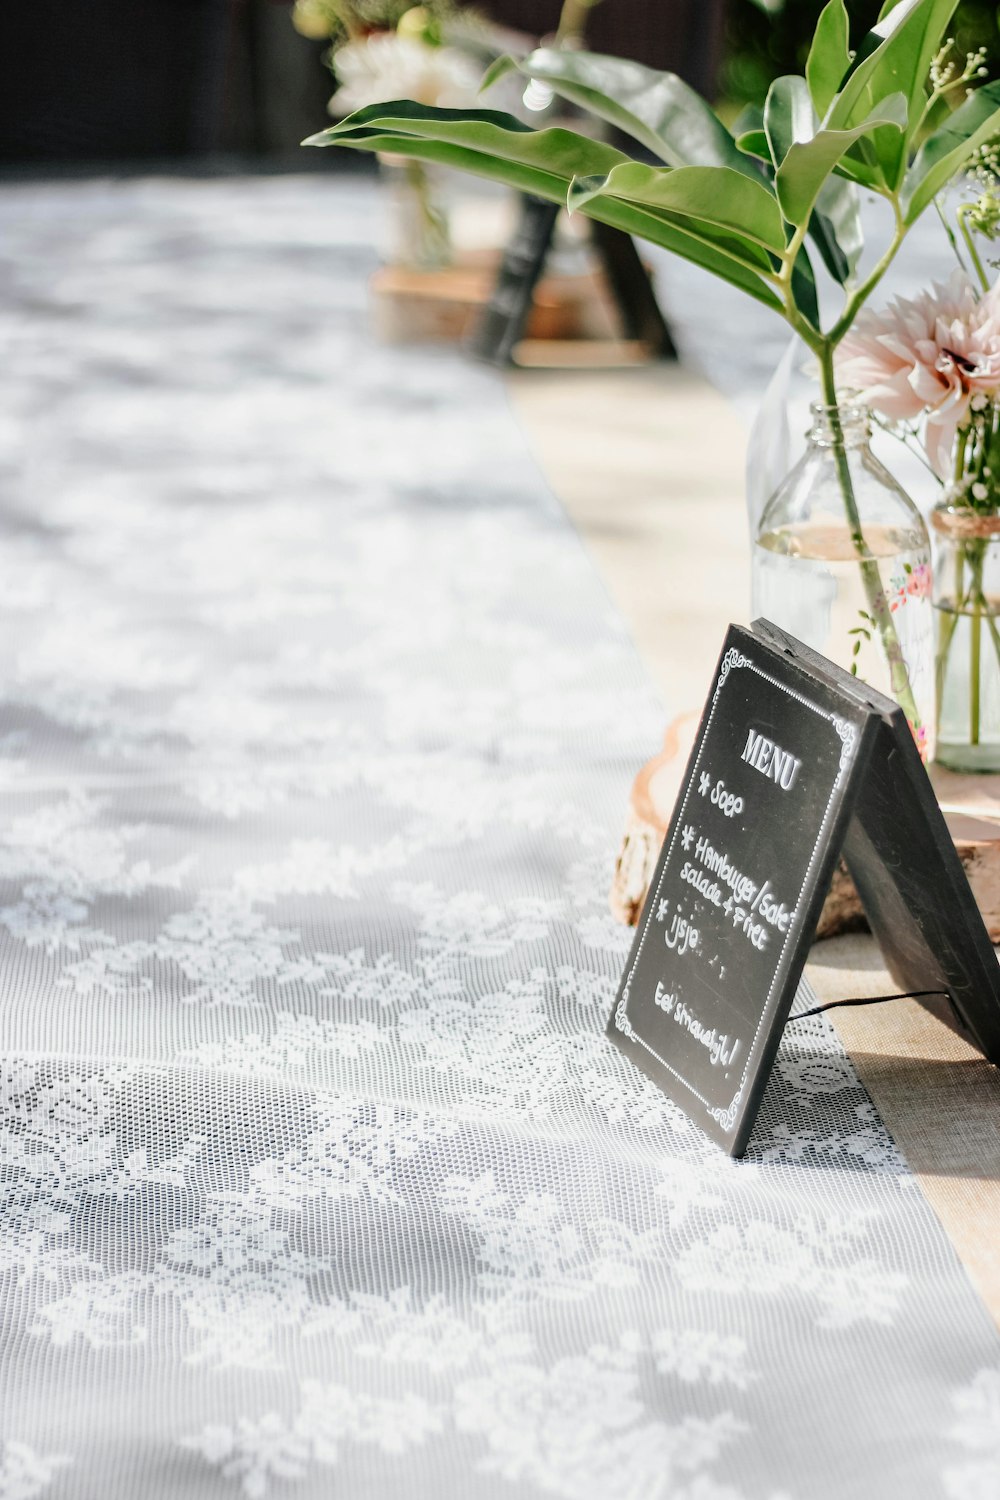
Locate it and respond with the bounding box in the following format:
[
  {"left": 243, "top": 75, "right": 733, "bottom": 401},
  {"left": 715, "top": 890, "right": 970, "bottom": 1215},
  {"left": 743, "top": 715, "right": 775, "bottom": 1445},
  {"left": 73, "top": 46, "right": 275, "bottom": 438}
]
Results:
[{"left": 790, "top": 990, "right": 950, "bottom": 1021}]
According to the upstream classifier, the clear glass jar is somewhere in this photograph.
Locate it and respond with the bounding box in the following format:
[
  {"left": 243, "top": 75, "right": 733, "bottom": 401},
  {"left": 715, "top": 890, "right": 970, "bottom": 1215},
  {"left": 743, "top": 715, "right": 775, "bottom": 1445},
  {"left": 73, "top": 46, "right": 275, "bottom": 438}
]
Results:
[
  {"left": 379, "top": 155, "right": 452, "bottom": 270},
  {"left": 752, "top": 401, "right": 934, "bottom": 758},
  {"left": 932, "top": 503, "right": 1000, "bottom": 772}
]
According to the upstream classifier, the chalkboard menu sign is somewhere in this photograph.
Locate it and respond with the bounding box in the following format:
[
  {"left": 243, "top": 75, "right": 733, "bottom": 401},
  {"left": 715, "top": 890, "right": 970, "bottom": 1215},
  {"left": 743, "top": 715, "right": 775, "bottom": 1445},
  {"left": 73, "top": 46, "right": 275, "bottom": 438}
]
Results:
[
  {"left": 468, "top": 194, "right": 560, "bottom": 367},
  {"left": 608, "top": 619, "right": 1000, "bottom": 1155},
  {"left": 468, "top": 194, "right": 676, "bottom": 367}
]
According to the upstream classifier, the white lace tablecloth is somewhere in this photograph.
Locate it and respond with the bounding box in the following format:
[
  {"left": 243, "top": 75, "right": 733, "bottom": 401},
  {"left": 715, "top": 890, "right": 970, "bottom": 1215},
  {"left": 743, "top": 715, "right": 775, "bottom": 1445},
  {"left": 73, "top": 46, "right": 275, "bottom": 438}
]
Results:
[{"left": 1, "top": 174, "right": 998, "bottom": 1500}]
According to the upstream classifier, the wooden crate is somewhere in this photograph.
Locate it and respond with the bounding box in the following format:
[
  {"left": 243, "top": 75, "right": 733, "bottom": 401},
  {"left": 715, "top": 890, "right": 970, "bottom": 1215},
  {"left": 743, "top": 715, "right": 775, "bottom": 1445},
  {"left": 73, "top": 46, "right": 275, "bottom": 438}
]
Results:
[{"left": 368, "top": 255, "right": 657, "bottom": 365}]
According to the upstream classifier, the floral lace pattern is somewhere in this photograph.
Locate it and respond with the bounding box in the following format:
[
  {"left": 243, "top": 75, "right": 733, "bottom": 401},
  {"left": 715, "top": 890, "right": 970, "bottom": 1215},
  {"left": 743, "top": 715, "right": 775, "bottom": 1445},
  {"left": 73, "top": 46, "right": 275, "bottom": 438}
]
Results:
[
  {"left": 0, "top": 175, "right": 998, "bottom": 1498},
  {"left": 0, "top": 1444, "right": 69, "bottom": 1500},
  {"left": 944, "top": 1367, "right": 1000, "bottom": 1500}
]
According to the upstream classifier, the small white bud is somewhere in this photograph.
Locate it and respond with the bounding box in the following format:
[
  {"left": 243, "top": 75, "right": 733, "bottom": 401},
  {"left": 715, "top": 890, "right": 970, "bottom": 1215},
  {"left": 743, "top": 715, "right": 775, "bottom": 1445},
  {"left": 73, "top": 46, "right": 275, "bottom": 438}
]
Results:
[{"left": 973, "top": 482, "right": 989, "bottom": 500}]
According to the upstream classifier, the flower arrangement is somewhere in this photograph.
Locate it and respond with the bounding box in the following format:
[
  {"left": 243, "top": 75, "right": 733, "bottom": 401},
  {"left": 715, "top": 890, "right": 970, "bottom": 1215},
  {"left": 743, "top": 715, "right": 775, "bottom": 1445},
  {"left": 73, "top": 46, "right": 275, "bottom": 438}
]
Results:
[
  {"left": 304, "top": 0, "right": 1000, "bottom": 749},
  {"left": 292, "top": 0, "right": 455, "bottom": 48},
  {"left": 294, "top": 2, "right": 483, "bottom": 267},
  {"left": 837, "top": 151, "right": 1000, "bottom": 765}
]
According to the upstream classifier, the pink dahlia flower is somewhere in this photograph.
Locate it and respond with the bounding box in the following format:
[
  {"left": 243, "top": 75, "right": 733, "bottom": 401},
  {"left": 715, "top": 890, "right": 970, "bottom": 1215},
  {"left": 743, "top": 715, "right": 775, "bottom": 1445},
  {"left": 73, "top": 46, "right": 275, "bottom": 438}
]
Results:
[{"left": 835, "top": 270, "right": 1000, "bottom": 475}]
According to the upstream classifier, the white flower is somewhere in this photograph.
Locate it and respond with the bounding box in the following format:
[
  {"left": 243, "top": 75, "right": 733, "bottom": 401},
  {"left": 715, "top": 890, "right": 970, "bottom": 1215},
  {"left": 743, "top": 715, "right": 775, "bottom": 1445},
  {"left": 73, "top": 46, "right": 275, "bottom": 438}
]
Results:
[{"left": 330, "top": 34, "right": 480, "bottom": 116}]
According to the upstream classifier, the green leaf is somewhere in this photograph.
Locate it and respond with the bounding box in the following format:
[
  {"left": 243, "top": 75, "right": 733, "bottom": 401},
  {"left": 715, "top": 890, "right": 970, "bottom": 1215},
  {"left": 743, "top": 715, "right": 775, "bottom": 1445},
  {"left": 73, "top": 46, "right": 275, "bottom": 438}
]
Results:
[
  {"left": 568, "top": 161, "right": 822, "bottom": 325},
  {"left": 902, "top": 80, "right": 1000, "bottom": 221},
  {"left": 791, "top": 244, "right": 821, "bottom": 326},
  {"left": 481, "top": 48, "right": 761, "bottom": 178},
  {"left": 736, "top": 129, "right": 772, "bottom": 163},
  {"left": 829, "top": 0, "right": 959, "bottom": 188},
  {"left": 775, "top": 93, "right": 907, "bottom": 225},
  {"left": 811, "top": 174, "right": 864, "bottom": 281},
  {"left": 806, "top": 0, "right": 853, "bottom": 118},
  {"left": 305, "top": 103, "right": 786, "bottom": 314},
  {"left": 566, "top": 162, "right": 788, "bottom": 255},
  {"left": 306, "top": 101, "right": 632, "bottom": 182},
  {"left": 764, "top": 75, "right": 817, "bottom": 166},
  {"left": 742, "top": 82, "right": 861, "bottom": 282}
]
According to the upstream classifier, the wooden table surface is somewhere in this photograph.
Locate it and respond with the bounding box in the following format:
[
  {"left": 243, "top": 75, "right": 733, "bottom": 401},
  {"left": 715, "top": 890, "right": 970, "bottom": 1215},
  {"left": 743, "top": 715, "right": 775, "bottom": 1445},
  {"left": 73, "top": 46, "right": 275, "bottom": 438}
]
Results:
[{"left": 510, "top": 361, "right": 1000, "bottom": 1330}]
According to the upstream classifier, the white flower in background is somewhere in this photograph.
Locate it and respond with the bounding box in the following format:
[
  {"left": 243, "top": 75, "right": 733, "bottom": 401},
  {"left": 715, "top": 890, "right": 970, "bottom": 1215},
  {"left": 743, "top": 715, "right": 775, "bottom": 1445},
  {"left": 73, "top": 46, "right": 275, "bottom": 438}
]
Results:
[{"left": 330, "top": 33, "right": 480, "bottom": 116}]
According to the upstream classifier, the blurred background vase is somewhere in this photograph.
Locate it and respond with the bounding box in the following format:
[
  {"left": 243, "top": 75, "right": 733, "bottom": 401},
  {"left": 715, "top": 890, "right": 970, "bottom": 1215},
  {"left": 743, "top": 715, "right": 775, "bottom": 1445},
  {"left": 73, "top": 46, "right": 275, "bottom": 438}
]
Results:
[
  {"left": 932, "top": 504, "right": 1000, "bottom": 772},
  {"left": 380, "top": 155, "right": 453, "bottom": 269},
  {"left": 751, "top": 400, "right": 935, "bottom": 758}
]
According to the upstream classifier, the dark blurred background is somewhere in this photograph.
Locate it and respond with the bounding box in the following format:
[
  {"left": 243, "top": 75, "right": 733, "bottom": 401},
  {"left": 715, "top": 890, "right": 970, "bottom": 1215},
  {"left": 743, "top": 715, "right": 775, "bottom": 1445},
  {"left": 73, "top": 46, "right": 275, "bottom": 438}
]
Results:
[
  {"left": 1, "top": 0, "right": 998, "bottom": 172},
  {"left": 0, "top": 0, "right": 724, "bottom": 170}
]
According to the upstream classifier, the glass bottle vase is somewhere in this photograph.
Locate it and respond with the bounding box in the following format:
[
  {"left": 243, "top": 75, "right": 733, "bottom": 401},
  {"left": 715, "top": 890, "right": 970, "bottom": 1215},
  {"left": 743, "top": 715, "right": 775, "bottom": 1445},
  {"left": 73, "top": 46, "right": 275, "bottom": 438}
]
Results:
[
  {"left": 932, "top": 503, "right": 1000, "bottom": 772},
  {"left": 379, "top": 155, "right": 452, "bottom": 270},
  {"left": 751, "top": 401, "right": 934, "bottom": 759}
]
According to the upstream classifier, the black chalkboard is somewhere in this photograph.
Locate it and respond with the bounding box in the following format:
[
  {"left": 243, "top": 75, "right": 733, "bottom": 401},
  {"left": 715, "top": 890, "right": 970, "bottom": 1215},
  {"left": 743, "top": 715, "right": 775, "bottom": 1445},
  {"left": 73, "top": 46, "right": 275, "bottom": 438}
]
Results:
[
  {"left": 468, "top": 193, "right": 676, "bottom": 367},
  {"left": 468, "top": 194, "right": 560, "bottom": 367},
  {"left": 608, "top": 619, "right": 1000, "bottom": 1155}
]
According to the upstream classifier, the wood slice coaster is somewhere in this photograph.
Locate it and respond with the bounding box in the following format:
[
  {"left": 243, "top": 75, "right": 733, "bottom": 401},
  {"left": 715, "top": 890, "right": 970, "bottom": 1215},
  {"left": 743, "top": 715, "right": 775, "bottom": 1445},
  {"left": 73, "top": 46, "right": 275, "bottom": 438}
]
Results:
[
  {"left": 611, "top": 712, "right": 1000, "bottom": 941},
  {"left": 369, "top": 256, "right": 657, "bottom": 363}
]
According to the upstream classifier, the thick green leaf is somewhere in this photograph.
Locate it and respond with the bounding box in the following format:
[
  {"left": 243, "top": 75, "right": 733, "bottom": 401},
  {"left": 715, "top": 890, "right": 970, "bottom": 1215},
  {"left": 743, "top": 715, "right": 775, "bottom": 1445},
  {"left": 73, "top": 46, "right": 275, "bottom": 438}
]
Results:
[
  {"left": 736, "top": 84, "right": 858, "bottom": 286},
  {"left": 306, "top": 102, "right": 632, "bottom": 186},
  {"left": 732, "top": 103, "right": 765, "bottom": 136},
  {"left": 775, "top": 93, "right": 907, "bottom": 225},
  {"left": 736, "top": 129, "right": 772, "bottom": 163},
  {"left": 829, "top": 0, "right": 958, "bottom": 187},
  {"left": 481, "top": 48, "right": 761, "bottom": 178},
  {"left": 806, "top": 1, "right": 853, "bottom": 118},
  {"left": 566, "top": 162, "right": 788, "bottom": 255},
  {"left": 812, "top": 174, "right": 864, "bottom": 280},
  {"left": 902, "top": 80, "right": 1000, "bottom": 221},
  {"left": 823, "top": 137, "right": 890, "bottom": 192},
  {"left": 808, "top": 207, "right": 849, "bottom": 282},
  {"left": 791, "top": 245, "right": 821, "bottom": 326},
  {"left": 735, "top": 100, "right": 859, "bottom": 281},
  {"left": 305, "top": 104, "right": 786, "bottom": 313},
  {"left": 764, "top": 75, "right": 817, "bottom": 166}
]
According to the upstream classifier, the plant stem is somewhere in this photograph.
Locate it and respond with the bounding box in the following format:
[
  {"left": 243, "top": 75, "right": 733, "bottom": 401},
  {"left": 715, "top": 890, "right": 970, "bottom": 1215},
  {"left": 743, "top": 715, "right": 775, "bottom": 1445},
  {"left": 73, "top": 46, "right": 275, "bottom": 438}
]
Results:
[
  {"left": 935, "top": 194, "right": 968, "bottom": 275},
  {"left": 955, "top": 425, "right": 969, "bottom": 485},
  {"left": 404, "top": 159, "right": 450, "bottom": 267},
  {"left": 817, "top": 345, "right": 924, "bottom": 737},
  {"left": 971, "top": 591, "right": 982, "bottom": 744},
  {"left": 936, "top": 544, "right": 964, "bottom": 722},
  {"left": 554, "top": 0, "right": 601, "bottom": 44},
  {"left": 826, "top": 208, "right": 906, "bottom": 347},
  {"left": 958, "top": 206, "right": 990, "bottom": 293},
  {"left": 980, "top": 582, "right": 1000, "bottom": 680}
]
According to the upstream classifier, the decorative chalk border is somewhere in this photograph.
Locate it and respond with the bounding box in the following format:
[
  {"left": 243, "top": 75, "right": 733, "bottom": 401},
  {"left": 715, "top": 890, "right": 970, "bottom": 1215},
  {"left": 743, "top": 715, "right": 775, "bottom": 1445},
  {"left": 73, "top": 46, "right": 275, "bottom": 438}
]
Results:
[{"left": 614, "top": 647, "right": 858, "bottom": 1136}]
